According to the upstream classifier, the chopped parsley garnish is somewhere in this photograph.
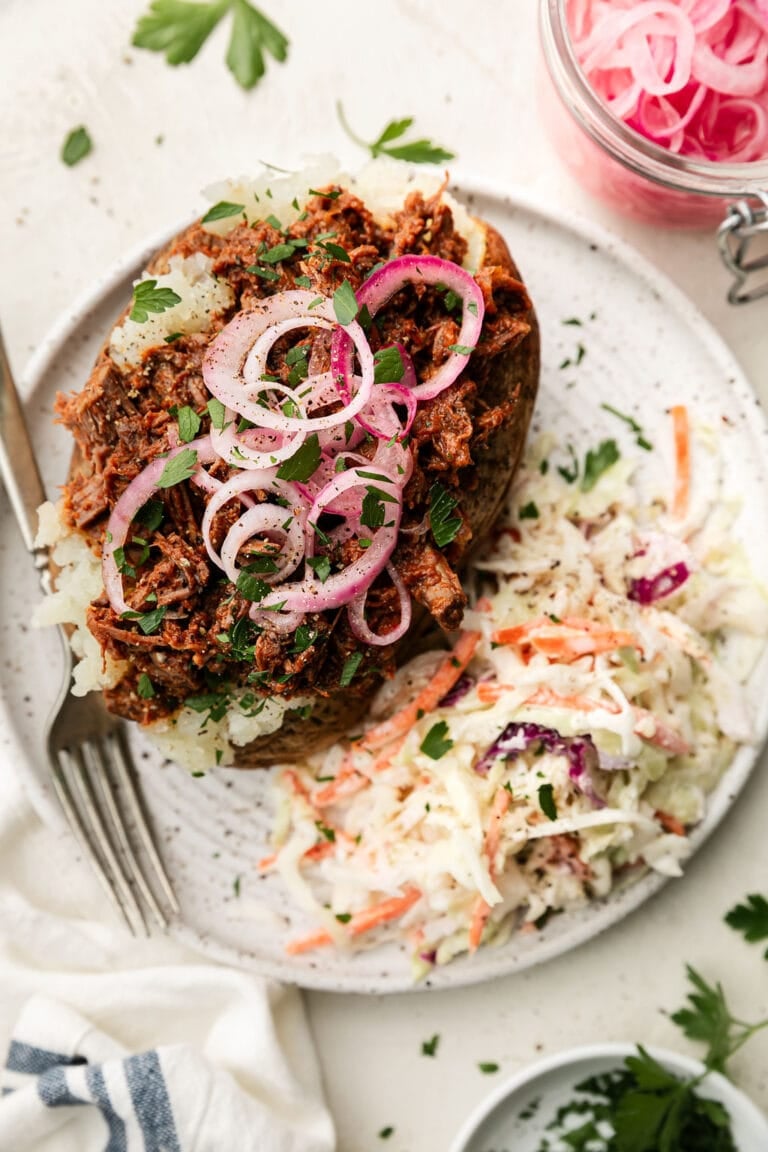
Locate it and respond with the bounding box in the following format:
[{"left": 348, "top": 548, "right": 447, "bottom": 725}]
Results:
[
  {"left": 236, "top": 570, "right": 271, "bottom": 602},
  {"left": 132, "top": 0, "right": 289, "bottom": 91},
  {"left": 137, "top": 673, "right": 156, "bottom": 699},
  {"left": 61, "top": 126, "right": 92, "bottom": 166},
  {"left": 121, "top": 605, "right": 167, "bottom": 635},
  {"left": 244, "top": 554, "right": 279, "bottom": 574},
  {"left": 185, "top": 692, "right": 230, "bottom": 723},
  {"left": 261, "top": 242, "right": 295, "bottom": 263},
  {"left": 478, "top": 1062, "right": 499, "bottom": 1074},
  {"left": 339, "top": 651, "right": 363, "bottom": 687},
  {"left": 421, "top": 1034, "right": 440, "bottom": 1057},
  {"left": 361, "top": 490, "right": 385, "bottom": 530},
  {"left": 201, "top": 200, "right": 245, "bottom": 224},
  {"left": 335, "top": 912, "right": 352, "bottom": 924},
  {"left": 562, "top": 316, "right": 582, "bottom": 326},
  {"left": 137, "top": 498, "right": 164, "bottom": 532},
  {"left": 420, "top": 721, "right": 453, "bottom": 760},
  {"left": 233, "top": 875, "right": 241, "bottom": 897},
  {"left": 291, "top": 624, "right": 317, "bottom": 653},
  {"left": 575, "top": 341, "right": 586, "bottom": 365},
  {"left": 725, "top": 894, "right": 768, "bottom": 956},
  {"left": 309, "top": 187, "right": 342, "bottom": 199},
  {"left": 129, "top": 279, "right": 182, "bottom": 323},
  {"left": 333, "top": 280, "right": 359, "bottom": 327},
  {"left": 157, "top": 447, "right": 198, "bottom": 488},
  {"left": 429, "top": 482, "right": 461, "bottom": 548},
  {"left": 557, "top": 443, "right": 579, "bottom": 484},
  {"left": 538, "top": 783, "right": 557, "bottom": 820},
  {"left": 519, "top": 501, "right": 539, "bottom": 520},
  {"left": 581, "top": 438, "right": 620, "bottom": 492},
  {"left": 337, "top": 102, "right": 455, "bottom": 164},
  {"left": 295, "top": 275, "right": 312, "bottom": 289},
  {"left": 176, "top": 405, "right": 201, "bottom": 443},
  {"left": 319, "top": 241, "right": 351, "bottom": 263},
  {"left": 206, "top": 396, "right": 227, "bottom": 430},
  {"left": 247, "top": 264, "right": 281, "bottom": 281},
  {"left": 276, "top": 432, "right": 320, "bottom": 481},
  {"left": 307, "top": 555, "right": 331, "bottom": 583},
  {"left": 164, "top": 332, "right": 183, "bottom": 343},
  {"left": 601, "top": 402, "right": 654, "bottom": 451},
  {"left": 447, "top": 343, "right": 474, "bottom": 355},
  {"left": 315, "top": 821, "right": 336, "bottom": 843},
  {"left": 373, "top": 346, "right": 405, "bottom": 385},
  {"left": 378, "top": 1127, "right": 394, "bottom": 1140}
]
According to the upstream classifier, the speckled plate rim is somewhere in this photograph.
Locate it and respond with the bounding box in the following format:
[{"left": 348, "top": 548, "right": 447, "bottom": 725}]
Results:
[
  {"left": 8, "top": 174, "right": 768, "bottom": 993},
  {"left": 448, "top": 1042, "right": 768, "bottom": 1151}
]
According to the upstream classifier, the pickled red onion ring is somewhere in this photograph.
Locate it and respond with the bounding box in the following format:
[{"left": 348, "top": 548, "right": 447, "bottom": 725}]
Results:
[
  {"left": 567, "top": 0, "right": 768, "bottom": 162},
  {"left": 199, "top": 468, "right": 308, "bottom": 574},
  {"left": 347, "top": 563, "right": 412, "bottom": 645}
]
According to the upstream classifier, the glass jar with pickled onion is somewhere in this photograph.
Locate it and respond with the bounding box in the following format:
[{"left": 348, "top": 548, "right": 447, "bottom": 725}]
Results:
[{"left": 538, "top": 0, "right": 768, "bottom": 248}]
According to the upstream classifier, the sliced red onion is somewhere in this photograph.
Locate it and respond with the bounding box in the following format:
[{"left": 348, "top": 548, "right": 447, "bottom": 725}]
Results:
[
  {"left": 102, "top": 435, "right": 218, "bottom": 617},
  {"left": 200, "top": 468, "right": 309, "bottom": 576},
  {"left": 203, "top": 291, "right": 375, "bottom": 432},
  {"left": 331, "top": 256, "right": 485, "bottom": 404},
  {"left": 475, "top": 721, "right": 598, "bottom": 779},
  {"left": 628, "top": 562, "right": 690, "bottom": 604},
  {"left": 347, "top": 563, "right": 412, "bottom": 646},
  {"left": 220, "top": 503, "right": 305, "bottom": 586}
]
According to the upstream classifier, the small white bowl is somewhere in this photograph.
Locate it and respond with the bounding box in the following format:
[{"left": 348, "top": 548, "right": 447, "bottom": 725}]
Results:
[{"left": 449, "top": 1043, "right": 768, "bottom": 1152}]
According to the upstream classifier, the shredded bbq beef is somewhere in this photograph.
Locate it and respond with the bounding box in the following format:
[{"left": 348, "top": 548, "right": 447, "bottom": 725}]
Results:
[{"left": 56, "top": 187, "right": 532, "bottom": 724}]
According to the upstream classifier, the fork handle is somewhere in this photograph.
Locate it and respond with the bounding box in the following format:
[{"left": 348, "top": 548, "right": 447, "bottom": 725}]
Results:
[{"left": 0, "top": 325, "right": 51, "bottom": 583}]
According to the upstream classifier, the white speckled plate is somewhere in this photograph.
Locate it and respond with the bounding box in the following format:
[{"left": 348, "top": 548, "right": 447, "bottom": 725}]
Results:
[{"left": 2, "top": 180, "right": 768, "bottom": 993}]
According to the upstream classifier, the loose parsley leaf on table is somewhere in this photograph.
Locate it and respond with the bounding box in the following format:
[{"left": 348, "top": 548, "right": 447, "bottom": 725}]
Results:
[
  {"left": 61, "top": 126, "right": 93, "bottom": 167},
  {"left": 421, "top": 1033, "right": 440, "bottom": 1057},
  {"left": 130, "top": 279, "right": 182, "bottom": 323},
  {"left": 429, "top": 482, "right": 461, "bottom": 548},
  {"left": 725, "top": 893, "right": 768, "bottom": 956},
  {"left": 132, "top": 0, "right": 288, "bottom": 91},
  {"left": 670, "top": 964, "right": 768, "bottom": 1074},
  {"left": 337, "top": 102, "right": 455, "bottom": 165}
]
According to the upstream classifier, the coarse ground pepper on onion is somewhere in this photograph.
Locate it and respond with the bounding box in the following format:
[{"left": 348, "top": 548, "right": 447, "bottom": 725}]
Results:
[{"left": 49, "top": 163, "right": 539, "bottom": 769}]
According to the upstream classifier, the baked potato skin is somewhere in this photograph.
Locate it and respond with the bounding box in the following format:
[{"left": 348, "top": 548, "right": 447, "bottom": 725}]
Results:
[{"left": 60, "top": 196, "right": 538, "bottom": 769}]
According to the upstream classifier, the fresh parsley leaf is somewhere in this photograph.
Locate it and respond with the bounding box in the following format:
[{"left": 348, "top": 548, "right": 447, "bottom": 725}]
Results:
[
  {"left": 339, "top": 651, "right": 363, "bottom": 687},
  {"left": 185, "top": 692, "right": 230, "bottom": 722},
  {"left": 202, "top": 200, "right": 245, "bottom": 224},
  {"left": 538, "top": 783, "right": 557, "bottom": 820},
  {"left": 478, "top": 1063, "right": 499, "bottom": 1074},
  {"left": 580, "top": 438, "right": 620, "bottom": 493},
  {"left": 307, "top": 555, "right": 331, "bottom": 583},
  {"left": 421, "top": 1034, "right": 440, "bottom": 1057},
  {"left": 137, "top": 498, "right": 164, "bottom": 533},
  {"left": 317, "top": 240, "right": 350, "bottom": 264},
  {"left": 244, "top": 554, "right": 279, "bottom": 574},
  {"left": 670, "top": 966, "right": 736, "bottom": 1074},
  {"left": 121, "top": 605, "right": 167, "bottom": 635},
  {"left": 164, "top": 332, "right": 183, "bottom": 343},
  {"left": 315, "top": 820, "right": 336, "bottom": 843},
  {"left": 236, "top": 570, "right": 271, "bottom": 602},
  {"left": 337, "top": 102, "right": 455, "bottom": 164},
  {"left": 361, "top": 490, "right": 385, "bottom": 530},
  {"left": 335, "top": 912, "right": 352, "bottom": 924},
  {"left": 247, "top": 264, "right": 281, "bottom": 281},
  {"left": 133, "top": 0, "right": 229, "bottom": 64},
  {"left": 373, "top": 345, "right": 405, "bottom": 385},
  {"left": 378, "top": 1127, "right": 394, "bottom": 1140},
  {"left": 601, "top": 402, "right": 654, "bottom": 451},
  {"left": 333, "top": 280, "right": 359, "bottom": 327},
  {"left": 129, "top": 279, "right": 182, "bottom": 323},
  {"left": 261, "top": 242, "right": 296, "bottom": 263},
  {"left": 291, "top": 624, "right": 317, "bottom": 653},
  {"left": 563, "top": 316, "right": 583, "bottom": 326},
  {"left": 295, "top": 274, "right": 312, "bottom": 289},
  {"left": 226, "top": 0, "right": 289, "bottom": 89},
  {"left": 557, "top": 443, "right": 579, "bottom": 484},
  {"left": 519, "top": 501, "right": 539, "bottom": 520},
  {"left": 206, "top": 396, "right": 227, "bottom": 430},
  {"left": 157, "top": 447, "right": 198, "bottom": 488},
  {"left": 177, "top": 405, "right": 201, "bottom": 442},
  {"left": 61, "top": 126, "right": 92, "bottom": 166},
  {"left": 420, "top": 721, "right": 453, "bottom": 760},
  {"left": 276, "top": 433, "right": 320, "bottom": 481},
  {"left": 725, "top": 894, "right": 768, "bottom": 956},
  {"left": 137, "top": 673, "right": 156, "bottom": 699},
  {"left": 133, "top": 0, "right": 288, "bottom": 91},
  {"left": 447, "top": 343, "right": 474, "bottom": 355},
  {"left": 429, "top": 482, "right": 461, "bottom": 548}
]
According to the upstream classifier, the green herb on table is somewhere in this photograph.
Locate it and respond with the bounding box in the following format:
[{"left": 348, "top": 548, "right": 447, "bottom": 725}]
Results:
[
  {"left": 61, "top": 126, "right": 93, "bottom": 167},
  {"left": 670, "top": 964, "right": 768, "bottom": 1074},
  {"left": 725, "top": 893, "right": 768, "bottom": 957},
  {"left": 132, "top": 0, "right": 289, "bottom": 91},
  {"left": 581, "top": 439, "right": 620, "bottom": 493},
  {"left": 337, "top": 101, "right": 455, "bottom": 165},
  {"left": 233, "top": 875, "right": 241, "bottom": 897},
  {"left": 478, "top": 1062, "right": 499, "bottom": 1074},
  {"left": 130, "top": 279, "right": 182, "bottom": 324},
  {"left": 378, "top": 1126, "right": 394, "bottom": 1140},
  {"left": 421, "top": 1033, "right": 440, "bottom": 1057}
]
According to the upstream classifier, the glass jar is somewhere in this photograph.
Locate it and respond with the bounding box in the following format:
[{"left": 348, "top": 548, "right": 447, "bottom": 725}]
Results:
[{"left": 538, "top": 0, "right": 768, "bottom": 232}]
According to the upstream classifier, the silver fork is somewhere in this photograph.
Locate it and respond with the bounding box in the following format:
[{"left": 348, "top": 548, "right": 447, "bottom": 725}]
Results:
[{"left": 0, "top": 325, "right": 179, "bottom": 935}]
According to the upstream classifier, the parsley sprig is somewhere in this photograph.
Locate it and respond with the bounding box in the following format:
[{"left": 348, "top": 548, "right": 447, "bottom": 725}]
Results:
[
  {"left": 725, "top": 893, "right": 768, "bottom": 957},
  {"left": 130, "top": 279, "right": 182, "bottom": 324},
  {"left": 132, "top": 0, "right": 289, "bottom": 91},
  {"left": 670, "top": 964, "right": 768, "bottom": 1074},
  {"left": 337, "top": 102, "right": 455, "bottom": 165}
]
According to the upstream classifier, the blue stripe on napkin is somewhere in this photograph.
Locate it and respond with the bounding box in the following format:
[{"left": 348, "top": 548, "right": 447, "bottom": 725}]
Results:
[
  {"left": 6, "top": 1040, "right": 86, "bottom": 1076},
  {"left": 86, "top": 1065, "right": 127, "bottom": 1152},
  {"left": 125, "top": 1052, "right": 181, "bottom": 1152},
  {"left": 37, "top": 1066, "right": 84, "bottom": 1108}
]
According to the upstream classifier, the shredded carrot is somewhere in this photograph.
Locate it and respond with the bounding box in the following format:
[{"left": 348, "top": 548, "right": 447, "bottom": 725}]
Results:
[
  {"left": 285, "top": 887, "right": 422, "bottom": 955},
  {"left": 670, "top": 404, "right": 690, "bottom": 520},
  {"left": 656, "top": 809, "right": 687, "bottom": 837},
  {"left": 468, "top": 787, "right": 510, "bottom": 953},
  {"left": 314, "top": 767, "right": 368, "bottom": 808},
  {"left": 492, "top": 617, "right": 638, "bottom": 661},
  {"left": 355, "top": 630, "right": 480, "bottom": 753},
  {"left": 257, "top": 853, "right": 277, "bottom": 871},
  {"left": 283, "top": 769, "right": 312, "bottom": 802}
]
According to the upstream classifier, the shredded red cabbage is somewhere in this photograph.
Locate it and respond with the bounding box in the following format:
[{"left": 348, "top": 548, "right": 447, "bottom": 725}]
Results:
[
  {"left": 628, "top": 561, "right": 690, "bottom": 604},
  {"left": 438, "top": 674, "right": 474, "bottom": 708},
  {"left": 475, "top": 721, "right": 597, "bottom": 779}
]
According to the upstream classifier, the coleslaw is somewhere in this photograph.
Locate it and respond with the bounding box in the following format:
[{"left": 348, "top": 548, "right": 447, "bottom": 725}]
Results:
[{"left": 259, "top": 412, "right": 768, "bottom": 973}]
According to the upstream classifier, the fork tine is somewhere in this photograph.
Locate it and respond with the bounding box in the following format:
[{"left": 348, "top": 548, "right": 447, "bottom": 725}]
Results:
[
  {"left": 69, "top": 744, "right": 149, "bottom": 936},
  {"left": 50, "top": 750, "right": 136, "bottom": 935},
  {"left": 109, "top": 728, "right": 181, "bottom": 916},
  {"left": 90, "top": 737, "right": 169, "bottom": 931}
]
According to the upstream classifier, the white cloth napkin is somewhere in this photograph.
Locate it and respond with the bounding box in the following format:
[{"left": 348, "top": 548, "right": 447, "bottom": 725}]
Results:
[{"left": 0, "top": 766, "right": 335, "bottom": 1152}]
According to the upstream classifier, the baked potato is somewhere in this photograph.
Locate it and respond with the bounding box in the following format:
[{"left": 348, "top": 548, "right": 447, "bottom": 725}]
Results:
[{"left": 53, "top": 163, "right": 539, "bottom": 770}]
